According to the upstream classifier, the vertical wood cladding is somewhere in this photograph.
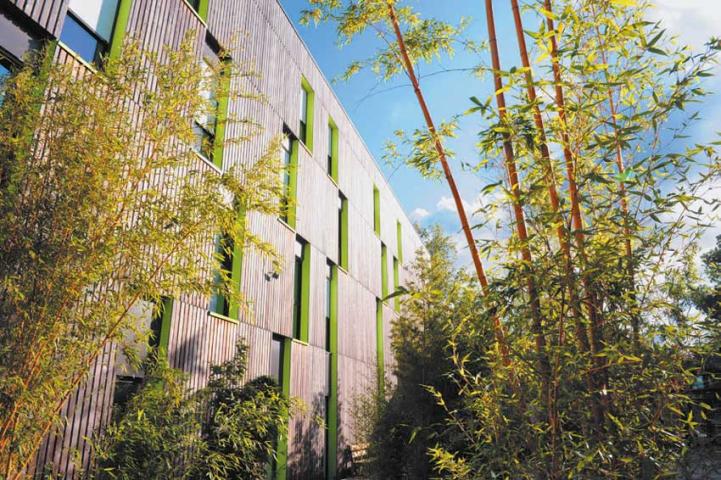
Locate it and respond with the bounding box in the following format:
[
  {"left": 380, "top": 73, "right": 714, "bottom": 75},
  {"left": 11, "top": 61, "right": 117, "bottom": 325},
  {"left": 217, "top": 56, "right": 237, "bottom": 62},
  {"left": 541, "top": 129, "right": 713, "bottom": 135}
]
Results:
[
  {"left": 8, "top": 0, "right": 68, "bottom": 36},
  {"left": 21, "top": 0, "right": 424, "bottom": 478}
]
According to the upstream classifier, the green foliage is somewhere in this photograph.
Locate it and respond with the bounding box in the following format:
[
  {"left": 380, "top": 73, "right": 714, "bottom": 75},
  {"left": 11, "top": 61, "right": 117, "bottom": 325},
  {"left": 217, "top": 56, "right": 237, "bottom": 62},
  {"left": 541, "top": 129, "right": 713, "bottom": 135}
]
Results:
[
  {"left": 355, "top": 227, "right": 489, "bottom": 479},
  {"left": 0, "top": 37, "right": 283, "bottom": 477},
  {"left": 96, "top": 341, "right": 292, "bottom": 480},
  {"left": 194, "top": 343, "right": 292, "bottom": 480},
  {"left": 309, "top": 0, "right": 721, "bottom": 478},
  {"left": 95, "top": 356, "right": 200, "bottom": 480}
]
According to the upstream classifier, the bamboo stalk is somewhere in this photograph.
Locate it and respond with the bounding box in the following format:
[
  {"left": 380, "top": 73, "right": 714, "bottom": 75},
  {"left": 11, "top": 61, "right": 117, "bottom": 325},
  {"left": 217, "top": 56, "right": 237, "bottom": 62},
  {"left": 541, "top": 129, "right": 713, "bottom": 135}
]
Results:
[
  {"left": 543, "top": 0, "right": 608, "bottom": 431},
  {"left": 385, "top": 1, "right": 514, "bottom": 369},
  {"left": 588, "top": 1, "right": 639, "bottom": 349},
  {"left": 482, "top": 0, "right": 555, "bottom": 469}
]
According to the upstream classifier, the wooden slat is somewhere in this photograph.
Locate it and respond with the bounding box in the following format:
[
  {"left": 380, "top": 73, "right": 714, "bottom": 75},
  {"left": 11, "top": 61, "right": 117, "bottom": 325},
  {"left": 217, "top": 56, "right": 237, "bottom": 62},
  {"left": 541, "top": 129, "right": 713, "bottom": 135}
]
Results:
[{"left": 22, "top": 0, "right": 425, "bottom": 477}]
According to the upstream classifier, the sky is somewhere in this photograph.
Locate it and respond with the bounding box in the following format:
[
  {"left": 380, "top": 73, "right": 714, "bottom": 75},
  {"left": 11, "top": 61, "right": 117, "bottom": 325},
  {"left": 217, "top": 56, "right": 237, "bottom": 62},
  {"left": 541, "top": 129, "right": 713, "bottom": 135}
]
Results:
[{"left": 277, "top": 0, "right": 721, "bottom": 266}]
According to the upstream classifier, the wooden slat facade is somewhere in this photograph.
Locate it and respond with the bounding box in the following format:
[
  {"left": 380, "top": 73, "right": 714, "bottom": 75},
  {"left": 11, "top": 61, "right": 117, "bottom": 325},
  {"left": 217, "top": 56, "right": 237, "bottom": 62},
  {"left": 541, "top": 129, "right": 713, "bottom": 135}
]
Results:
[{"left": 3, "top": 0, "right": 425, "bottom": 478}]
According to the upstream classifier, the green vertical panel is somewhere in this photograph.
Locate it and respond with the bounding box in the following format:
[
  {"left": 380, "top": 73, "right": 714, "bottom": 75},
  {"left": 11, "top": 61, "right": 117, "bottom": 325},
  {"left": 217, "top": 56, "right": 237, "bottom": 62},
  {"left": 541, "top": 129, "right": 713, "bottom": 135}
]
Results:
[
  {"left": 158, "top": 297, "right": 173, "bottom": 355},
  {"left": 108, "top": 0, "right": 133, "bottom": 60},
  {"left": 381, "top": 244, "right": 388, "bottom": 300},
  {"left": 340, "top": 197, "right": 349, "bottom": 271},
  {"left": 300, "top": 243, "right": 311, "bottom": 342},
  {"left": 301, "top": 77, "right": 314, "bottom": 152},
  {"left": 396, "top": 220, "right": 403, "bottom": 264},
  {"left": 373, "top": 186, "right": 380, "bottom": 236},
  {"left": 276, "top": 338, "right": 292, "bottom": 480},
  {"left": 376, "top": 299, "right": 385, "bottom": 397},
  {"left": 198, "top": 0, "right": 210, "bottom": 21},
  {"left": 287, "top": 140, "right": 299, "bottom": 229},
  {"left": 330, "top": 119, "right": 339, "bottom": 182},
  {"left": 393, "top": 257, "right": 399, "bottom": 312},
  {"left": 327, "top": 265, "right": 339, "bottom": 480},
  {"left": 212, "top": 60, "right": 231, "bottom": 170},
  {"left": 228, "top": 210, "right": 245, "bottom": 320}
]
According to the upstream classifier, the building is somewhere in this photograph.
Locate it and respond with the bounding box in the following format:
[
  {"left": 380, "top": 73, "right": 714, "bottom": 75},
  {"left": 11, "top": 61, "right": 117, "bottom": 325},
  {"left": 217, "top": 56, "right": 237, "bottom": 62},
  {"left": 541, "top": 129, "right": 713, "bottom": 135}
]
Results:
[{"left": 0, "top": 0, "right": 423, "bottom": 478}]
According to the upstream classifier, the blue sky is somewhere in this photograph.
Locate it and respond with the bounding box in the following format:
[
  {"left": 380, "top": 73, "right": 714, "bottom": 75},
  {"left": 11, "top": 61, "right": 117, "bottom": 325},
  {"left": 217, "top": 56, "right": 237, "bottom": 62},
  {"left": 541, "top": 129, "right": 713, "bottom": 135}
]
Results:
[{"left": 277, "top": 0, "right": 721, "bottom": 264}]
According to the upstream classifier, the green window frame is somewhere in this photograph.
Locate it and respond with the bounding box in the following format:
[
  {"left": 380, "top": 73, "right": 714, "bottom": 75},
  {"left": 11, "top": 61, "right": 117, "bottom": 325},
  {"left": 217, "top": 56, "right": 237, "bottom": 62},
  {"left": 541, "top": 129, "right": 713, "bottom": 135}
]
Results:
[
  {"left": 338, "top": 193, "right": 348, "bottom": 271},
  {"left": 299, "top": 77, "right": 314, "bottom": 151},
  {"left": 186, "top": 0, "right": 209, "bottom": 21},
  {"left": 373, "top": 185, "right": 381, "bottom": 236},
  {"left": 393, "top": 257, "right": 400, "bottom": 312},
  {"left": 60, "top": 0, "right": 133, "bottom": 66},
  {"left": 396, "top": 220, "right": 403, "bottom": 264},
  {"left": 381, "top": 243, "right": 388, "bottom": 300},
  {"left": 325, "top": 261, "right": 339, "bottom": 479},
  {"left": 271, "top": 334, "right": 292, "bottom": 480},
  {"left": 209, "top": 226, "right": 243, "bottom": 321},
  {"left": 280, "top": 131, "right": 299, "bottom": 228},
  {"left": 211, "top": 57, "right": 231, "bottom": 170},
  {"left": 376, "top": 299, "right": 385, "bottom": 397},
  {"left": 327, "top": 118, "right": 338, "bottom": 182},
  {"left": 292, "top": 237, "right": 311, "bottom": 342}
]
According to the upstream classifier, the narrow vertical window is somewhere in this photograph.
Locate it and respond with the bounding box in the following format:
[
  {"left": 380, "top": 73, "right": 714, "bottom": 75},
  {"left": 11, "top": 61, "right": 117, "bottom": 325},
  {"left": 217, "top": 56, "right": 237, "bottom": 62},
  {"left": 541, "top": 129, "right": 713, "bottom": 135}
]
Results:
[
  {"left": 280, "top": 130, "right": 298, "bottom": 228},
  {"left": 280, "top": 129, "right": 298, "bottom": 228},
  {"left": 327, "top": 119, "right": 338, "bottom": 181},
  {"left": 299, "top": 77, "right": 314, "bottom": 150},
  {"left": 193, "top": 58, "right": 218, "bottom": 165},
  {"left": 113, "top": 297, "right": 172, "bottom": 407},
  {"left": 209, "top": 234, "right": 233, "bottom": 318},
  {"left": 60, "top": 0, "right": 128, "bottom": 65},
  {"left": 325, "top": 261, "right": 339, "bottom": 479},
  {"left": 270, "top": 334, "right": 291, "bottom": 479},
  {"left": 376, "top": 298, "right": 385, "bottom": 397},
  {"left": 381, "top": 243, "right": 388, "bottom": 300},
  {"left": 338, "top": 193, "right": 348, "bottom": 270},
  {"left": 293, "top": 237, "right": 311, "bottom": 342},
  {"left": 373, "top": 185, "right": 381, "bottom": 236},
  {"left": 393, "top": 257, "right": 400, "bottom": 312},
  {"left": 187, "top": 0, "right": 209, "bottom": 20},
  {"left": 396, "top": 220, "right": 403, "bottom": 264}
]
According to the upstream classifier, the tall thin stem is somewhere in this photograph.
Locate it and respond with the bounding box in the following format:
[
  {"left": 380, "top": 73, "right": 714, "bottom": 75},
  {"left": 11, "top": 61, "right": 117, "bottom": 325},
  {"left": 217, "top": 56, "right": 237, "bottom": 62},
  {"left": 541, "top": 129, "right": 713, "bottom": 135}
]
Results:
[
  {"left": 483, "top": 0, "right": 554, "bottom": 470},
  {"left": 385, "top": 1, "right": 513, "bottom": 368}
]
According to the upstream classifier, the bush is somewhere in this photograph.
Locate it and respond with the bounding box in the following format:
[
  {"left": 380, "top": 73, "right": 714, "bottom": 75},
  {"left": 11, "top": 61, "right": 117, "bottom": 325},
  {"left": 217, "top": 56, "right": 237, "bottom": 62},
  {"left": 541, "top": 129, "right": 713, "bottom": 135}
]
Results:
[{"left": 96, "top": 341, "right": 292, "bottom": 480}]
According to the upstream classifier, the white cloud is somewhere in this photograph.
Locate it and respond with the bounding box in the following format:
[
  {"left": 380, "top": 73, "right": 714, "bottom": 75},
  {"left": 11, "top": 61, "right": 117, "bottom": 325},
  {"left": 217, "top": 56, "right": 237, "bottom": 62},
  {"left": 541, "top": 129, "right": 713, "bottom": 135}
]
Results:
[
  {"left": 436, "top": 195, "right": 460, "bottom": 213},
  {"left": 410, "top": 207, "right": 430, "bottom": 220},
  {"left": 649, "top": 1, "right": 721, "bottom": 52}
]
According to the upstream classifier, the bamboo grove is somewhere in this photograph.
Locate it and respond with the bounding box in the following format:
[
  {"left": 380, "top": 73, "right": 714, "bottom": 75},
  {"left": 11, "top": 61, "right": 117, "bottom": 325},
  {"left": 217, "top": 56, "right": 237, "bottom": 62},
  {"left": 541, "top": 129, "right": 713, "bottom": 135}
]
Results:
[{"left": 303, "top": 0, "right": 721, "bottom": 477}]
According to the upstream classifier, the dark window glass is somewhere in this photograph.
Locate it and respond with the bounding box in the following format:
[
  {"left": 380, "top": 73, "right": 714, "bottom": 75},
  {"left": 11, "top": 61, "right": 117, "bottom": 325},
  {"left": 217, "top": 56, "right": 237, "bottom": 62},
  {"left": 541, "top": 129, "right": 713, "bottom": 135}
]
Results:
[
  {"left": 299, "top": 87, "right": 308, "bottom": 143},
  {"left": 292, "top": 239, "right": 304, "bottom": 339},
  {"left": 270, "top": 336, "right": 284, "bottom": 383},
  {"left": 327, "top": 124, "right": 334, "bottom": 175},
  {"left": 60, "top": 12, "right": 107, "bottom": 65},
  {"left": 280, "top": 135, "right": 293, "bottom": 222},
  {"left": 193, "top": 59, "right": 218, "bottom": 162},
  {"left": 210, "top": 235, "right": 233, "bottom": 317},
  {"left": 0, "top": 60, "right": 11, "bottom": 104},
  {"left": 188, "top": 0, "right": 201, "bottom": 10},
  {"left": 338, "top": 194, "right": 346, "bottom": 268},
  {"left": 112, "top": 376, "right": 142, "bottom": 410},
  {"left": 325, "top": 261, "right": 333, "bottom": 350}
]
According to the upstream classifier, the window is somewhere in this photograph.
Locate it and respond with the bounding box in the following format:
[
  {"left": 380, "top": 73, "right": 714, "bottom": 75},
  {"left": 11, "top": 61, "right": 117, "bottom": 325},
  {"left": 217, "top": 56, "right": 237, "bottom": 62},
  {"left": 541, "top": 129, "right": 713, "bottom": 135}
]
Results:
[
  {"left": 327, "top": 119, "right": 338, "bottom": 181},
  {"left": 60, "top": 0, "right": 126, "bottom": 65},
  {"left": 270, "top": 334, "right": 290, "bottom": 478},
  {"left": 209, "top": 233, "right": 242, "bottom": 319},
  {"left": 376, "top": 298, "right": 385, "bottom": 396},
  {"left": 373, "top": 185, "right": 381, "bottom": 236},
  {"left": 381, "top": 243, "right": 388, "bottom": 299},
  {"left": 393, "top": 257, "right": 400, "bottom": 312},
  {"left": 280, "top": 130, "right": 298, "bottom": 228},
  {"left": 325, "top": 261, "right": 333, "bottom": 350},
  {"left": 396, "top": 220, "right": 403, "bottom": 264},
  {"left": 270, "top": 335, "right": 285, "bottom": 384},
  {"left": 193, "top": 59, "right": 218, "bottom": 164},
  {"left": 113, "top": 297, "right": 173, "bottom": 408},
  {"left": 299, "top": 77, "right": 314, "bottom": 150},
  {"left": 293, "top": 237, "right": 310, "bottom": 342},
  {"left": 186, "top": 0, "right": 209, "bottom": 21},
  {"left": 338, "top": 193, "right": 348, "bottom": 270}
]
